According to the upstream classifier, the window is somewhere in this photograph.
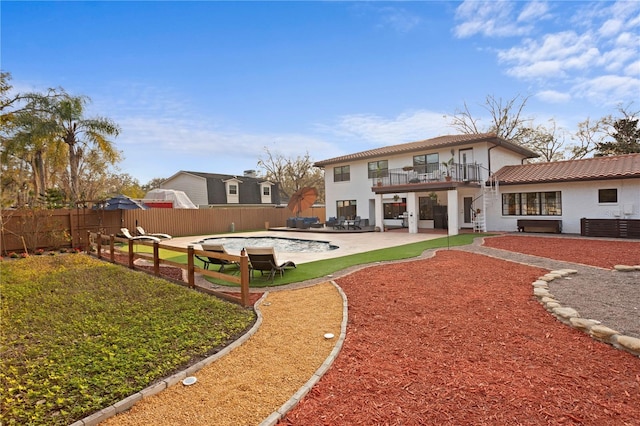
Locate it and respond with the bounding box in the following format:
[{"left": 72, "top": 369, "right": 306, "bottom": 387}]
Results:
[
  {"left": 418, "top": 196, "right": 437, "bottom": 220},
  {"left": 229, "top": 184, "right": 237, "bottom": 195},
  {"left": 263, "top": 186, "right": 270, "bottom": 196},
  {"left": 598, "top": 188, "right": 617, "bottom": 203},
  {"left": 502, "top": 191, "right": 561, "bottom": 216},
  {"left": 334, "top": 165, "right": 350, "bottom": 182},
  {"left": 384, "top": 199, "right": 406, "bottom": 219},
  {"left": 413, "top": 153, "right": 439, "bottom": 174},
  {"left": 337, "top": 200, "right": 357, "bottom": 219},
  {"left": 368, "top": 160, "right": 388, "bottom": 179}
]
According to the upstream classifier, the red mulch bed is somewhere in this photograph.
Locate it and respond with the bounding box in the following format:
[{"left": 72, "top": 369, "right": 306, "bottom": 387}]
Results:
[
  {"left": 482, "top": 235, "right": 640, "bottom": 269},
  {"left": 280, "top": 250, "right": 640, "bottom": 425}
]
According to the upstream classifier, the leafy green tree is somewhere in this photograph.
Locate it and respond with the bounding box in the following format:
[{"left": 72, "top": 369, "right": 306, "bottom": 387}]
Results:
[
  {"left": 595, "top": 116, "right": 640, "bottom": 156},
  {"left": 48, "top": 95, "right": 121, "bottom": 203},
  {"left": 141, "top": 177, "right": 166, "bottom": 194}
]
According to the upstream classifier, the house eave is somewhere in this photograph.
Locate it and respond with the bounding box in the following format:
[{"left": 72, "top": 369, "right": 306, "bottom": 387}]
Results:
[{"left": 372, "top": 181, "right": 481, "bottom": 194}]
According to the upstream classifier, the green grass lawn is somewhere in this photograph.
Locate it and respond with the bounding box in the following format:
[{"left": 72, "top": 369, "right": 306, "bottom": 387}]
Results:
[{"left": 0, "top": 254, "right": 256, "bottom": 426}]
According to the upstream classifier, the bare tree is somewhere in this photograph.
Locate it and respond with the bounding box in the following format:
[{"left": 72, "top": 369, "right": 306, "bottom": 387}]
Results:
[
  {"left": 257, "top": 148, "right": 324, "bottom": 203},
  {"left": 520, "top": 119, "right": 567, "bottom": 162},
  {"left": 569, "top": 116, "right": 607, "bottom": 159},
  {"left": 449, "top": 94, "right": 534, "bottom": 144}
]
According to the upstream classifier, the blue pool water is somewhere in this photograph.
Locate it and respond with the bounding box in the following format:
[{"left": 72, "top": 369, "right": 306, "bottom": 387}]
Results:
[{"left": 195, "top": 236, "right": 339, "bottom": 253}]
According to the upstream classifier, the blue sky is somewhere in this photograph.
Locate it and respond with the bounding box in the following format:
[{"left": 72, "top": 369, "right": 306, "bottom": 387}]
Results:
[{"left": 3, "top": 1, "right": 639, "bottom": 185}]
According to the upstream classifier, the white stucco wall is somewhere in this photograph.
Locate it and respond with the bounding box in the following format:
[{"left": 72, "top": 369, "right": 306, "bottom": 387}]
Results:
[
  {"left": 161, "top": 173, "right": 208, "bottom": 207},
  {"left": 485, "top": 178, "right": 640, "bottom": 234},
  {"left": 322, "top": 146, "right": 496, "bottom": 227},
  {"left": 486, "top": 145, "right": 530, "bottom": 174}
]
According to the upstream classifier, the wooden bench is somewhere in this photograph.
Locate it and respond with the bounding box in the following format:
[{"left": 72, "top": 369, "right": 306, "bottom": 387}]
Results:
[{"left": 517, "top": 219, "right": 562, "bottom": 233}]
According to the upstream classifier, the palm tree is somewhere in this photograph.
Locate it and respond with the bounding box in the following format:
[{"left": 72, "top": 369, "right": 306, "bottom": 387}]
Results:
[{"left": 51, "top": 95, "right": 121, "bottom": 203}]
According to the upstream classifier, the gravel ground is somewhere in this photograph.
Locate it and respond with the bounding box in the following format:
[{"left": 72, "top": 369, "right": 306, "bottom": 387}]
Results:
[{"left": 456, "top": 236, "right": 640, "bottom": 339}]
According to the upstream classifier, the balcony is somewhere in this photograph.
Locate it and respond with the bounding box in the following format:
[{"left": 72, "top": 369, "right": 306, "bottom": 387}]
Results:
[{"left": 371, "top": 163, "right": 482, "bottom": 191}]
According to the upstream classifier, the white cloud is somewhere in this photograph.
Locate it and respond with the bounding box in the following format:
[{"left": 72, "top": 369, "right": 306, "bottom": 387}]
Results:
[
  {"left": 454, "top": 1, "right": 532, "bottom": 38},
  {"left": 573, "top": 75, "right": 640, "bottom": 105},
  {"left": 325, "top": 110, "right": 451, "bottom": 146},
  {"left": 609, "top": 0, "right": 640, "bottom": 29},
  {"left": 601, "top": 45, "right": 638, "bottom": 73},
  {"left": 376, "top": 6, "right": 422, "bottom": 33},
  {"left": 457, "top": 1, "right": 638, "bottom": 108},
  {"left": 599, "top": 18, "right": 623, "bottom": 37},
  {"left": 536, "top": 90, "right": 571, "bottom": 103},
  {"left": 625, "top": 60, "right": 640, "bottom": 77},
  {"left": 499, "top": 31, "right": 600, "bottom": 79},
  {"left": 517, "top": 1, "right": 550, "bottom": 23}
]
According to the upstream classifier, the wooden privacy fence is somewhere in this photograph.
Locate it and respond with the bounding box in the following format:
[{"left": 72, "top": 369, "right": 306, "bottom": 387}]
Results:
[
  {"left": 0, "top": 206, "right": 325, "bottom": 254},
  {"left": 580, "top": 218, "right": 640, "bottom": 238},
  {"left": 88, "top": 232, "right": 251, "bottom": 307}
]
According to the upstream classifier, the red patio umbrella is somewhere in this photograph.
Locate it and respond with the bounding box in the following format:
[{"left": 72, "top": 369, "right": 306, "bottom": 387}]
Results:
[{"left": 287, "top": 187, "right": 318, "bottom": 216}]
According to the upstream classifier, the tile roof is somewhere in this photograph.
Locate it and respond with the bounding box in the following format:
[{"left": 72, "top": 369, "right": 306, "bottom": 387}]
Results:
[
  {"left": 494, "top": 153, "right": 640, "bottom": 185},
  {"left": 313, "top": 133, "right": 539, "bottom": 167}
]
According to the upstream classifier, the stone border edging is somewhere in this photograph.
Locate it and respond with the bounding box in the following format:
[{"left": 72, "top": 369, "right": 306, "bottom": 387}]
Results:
[
  {"left": 259, "top": 281, "right": 349, "bottom": 426},
  {"left": 532, "top": 269, "right": 640, "bottom": 358},
  {"left": 70, "top": 293, "right": 269, "bottom": 426}
]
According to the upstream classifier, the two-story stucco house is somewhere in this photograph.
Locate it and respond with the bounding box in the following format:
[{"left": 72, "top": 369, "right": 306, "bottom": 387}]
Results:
[
  {"left": 160, "top": 170, "right": 280, "bottom": 208},
  {"left": 314, "top": 133, "right": 640, "bottom": 235}
]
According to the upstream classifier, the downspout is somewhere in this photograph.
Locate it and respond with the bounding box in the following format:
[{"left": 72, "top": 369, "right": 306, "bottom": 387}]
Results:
[{"left": 487, "top": 144, "right": 497, "bottom": 175}]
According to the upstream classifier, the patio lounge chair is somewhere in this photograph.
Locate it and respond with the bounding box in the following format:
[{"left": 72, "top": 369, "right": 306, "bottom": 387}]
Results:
[
  {"left": 120, "top": 227, "right": 161, "bottom": 243},
  {"left": 136, "top": 226, "right": 172, "bottom": 239},
  {"left": 245, "top": 246, "right": 296, "bottom": 283},
  {"left": 195, "top": 244, "right": 239, "bottom": 273}
]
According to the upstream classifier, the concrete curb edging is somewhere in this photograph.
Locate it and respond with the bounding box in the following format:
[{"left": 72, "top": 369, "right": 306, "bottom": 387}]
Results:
[
  {"left": 259, "top": 281, "right": 349, "bottom": 426},
  {"left": 70, "top": 292, "right": 269, "bottom": 426},
  {"left": 532, "top": 270, "right": 640, "bottom": 358}
]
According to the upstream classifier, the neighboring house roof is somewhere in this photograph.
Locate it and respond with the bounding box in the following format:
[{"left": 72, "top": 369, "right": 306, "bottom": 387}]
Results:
[
  {"left": 165, "top": 171, "right": 279, "bottom": 205},
  {"left": 313, "top": 133, "right": 539, "bottom": 167},
  {"left": 494, "top": 153, "right": 640, "bottom": 185}
]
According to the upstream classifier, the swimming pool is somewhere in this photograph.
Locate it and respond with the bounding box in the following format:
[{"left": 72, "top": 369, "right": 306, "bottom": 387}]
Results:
[{"left": 195, "top": 236, "right": 339, "bottom": 253}]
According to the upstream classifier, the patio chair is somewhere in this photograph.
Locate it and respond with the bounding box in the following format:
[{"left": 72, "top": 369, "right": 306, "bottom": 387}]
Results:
[
  {"left": 333, "top": 216, "right": 346, "bottom": 230},
  {"left": 136, "top": 226, "right": 172, "bottom": 239},
  {"left": 245, "top": 246, "right": 296, "bottom": 283},
  {"left": 195, "top": 244, "right": 239, "bottom": 273},
  {"left": 351, "top": 216, "right": 362, "bottom": 229},
  {"left": 120, "top": 227, "right": 161, "bottom": 243}
]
